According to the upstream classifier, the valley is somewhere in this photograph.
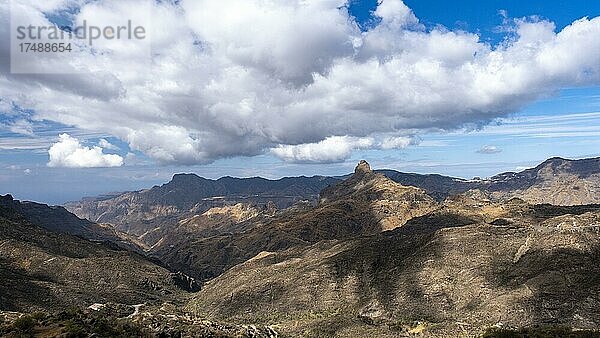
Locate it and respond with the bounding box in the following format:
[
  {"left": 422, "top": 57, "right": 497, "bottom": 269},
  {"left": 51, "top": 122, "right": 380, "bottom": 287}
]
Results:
[{"left": 2, "top": 157, "right": 600, "bottom": 337}]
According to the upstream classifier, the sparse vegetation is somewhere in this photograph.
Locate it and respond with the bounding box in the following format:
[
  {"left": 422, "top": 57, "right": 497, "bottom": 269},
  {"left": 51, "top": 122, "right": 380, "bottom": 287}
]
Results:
[
  {"left": 0, "top": 310, "right": 152, "bottom": 338},
  {"left": 11, "top": 315, "right": 36, "bottom": 334},
  {"left": 483, "top": 327, "right": 600, "bottom": 338},
  {"left": 388, "top": 319, "right": 433, "bottom": 334},
  {"left": 4, "top": 159, "right": 600, "bottom": 337}
]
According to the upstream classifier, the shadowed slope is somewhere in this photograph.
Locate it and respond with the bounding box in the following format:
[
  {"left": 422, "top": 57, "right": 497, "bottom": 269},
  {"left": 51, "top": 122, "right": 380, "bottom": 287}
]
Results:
[
  {"left": 152, "top": 161, "right": 438, "bottom": 281},
  {"left": 0, "top": 196, "right": 188, "bottom": 313},
  {"left": 188, "top": 185, "right": 600, "bottom": 337}
]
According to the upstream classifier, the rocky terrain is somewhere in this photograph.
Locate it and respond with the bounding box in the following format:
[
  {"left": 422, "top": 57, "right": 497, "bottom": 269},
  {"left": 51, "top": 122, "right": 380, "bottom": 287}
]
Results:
[
  {"left": 0, "top": 195, "right": 192, "bottom": 313},
  {"left": 0, "top": 194, "right": 263, "bottom": 337},
  {"left": 189, "top": 179, "right": 600, "bottom": 337},
  {"left": 151, "top": 161, "right": 438, "bottom": 281},
  {"left": 3, "top": 158, "right": 600, "bottom": 337},
  {"left": 480, "top": 157, "right": 600, "bottom": 205},
  {"left": 0, "top": 195, "right": 118, "bottom": 243},
  {"left": 65, "top": 174, "right": 339, "bottom": 225},
  {"left": 64, "top": 174, "right": 339, "bottom": 250},
  {"left": 65, "top": 157, "right": 600, "bottom": 250}
]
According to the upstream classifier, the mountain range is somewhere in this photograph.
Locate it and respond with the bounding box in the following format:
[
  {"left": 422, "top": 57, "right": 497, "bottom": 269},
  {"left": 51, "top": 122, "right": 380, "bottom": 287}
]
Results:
[
  {"left": 64, "top": 156, "right": 600, "bottom": 251},
  {"left": 2, "top": 156, "right": 600, "bottom": 337}
]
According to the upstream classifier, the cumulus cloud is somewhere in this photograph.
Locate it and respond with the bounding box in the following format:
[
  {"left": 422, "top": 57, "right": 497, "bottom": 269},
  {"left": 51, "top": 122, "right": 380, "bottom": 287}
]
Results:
[
  {"left": 380, "top": 136, "right": 416, "bottom": 150},
  {"left": 272, "top": 136, "right": 374, "bottom": 163},
  {"left": 477, "top": 145, "right": 503, "bottom": 154},
  {"left": 272, "top": 134, "right": 418, "bottom": 162},
  {"left": 47, "top": 134, "right": 124, "bottom": 168},
  {"left": 2, "top": 0, "right": 600, "bottom": 164}
]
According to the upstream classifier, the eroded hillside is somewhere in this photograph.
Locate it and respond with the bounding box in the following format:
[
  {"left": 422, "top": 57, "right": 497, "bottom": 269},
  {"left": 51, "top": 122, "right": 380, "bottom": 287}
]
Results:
[{"left": 3, "top": 159, "right": 600, "bottom": 337}]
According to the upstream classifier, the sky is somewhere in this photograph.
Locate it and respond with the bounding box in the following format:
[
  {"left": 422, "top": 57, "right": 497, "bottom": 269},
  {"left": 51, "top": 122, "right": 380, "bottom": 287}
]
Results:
[{"left": 1, "top": 0, "right": 600, "bottom": 204}]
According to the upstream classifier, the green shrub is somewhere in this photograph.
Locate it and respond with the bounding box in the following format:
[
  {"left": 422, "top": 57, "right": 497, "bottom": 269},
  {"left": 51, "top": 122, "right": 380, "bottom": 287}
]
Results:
[
  {"left": 63, "top": 319, "right": 87, "bottom": 337},
  {"left": 12, "top": 315, "right": 36, "bottom": 333}
]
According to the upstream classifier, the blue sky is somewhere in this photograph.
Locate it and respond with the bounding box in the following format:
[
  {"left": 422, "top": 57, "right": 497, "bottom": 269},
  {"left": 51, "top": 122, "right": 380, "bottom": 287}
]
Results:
[
  {"left": 350, "top": 0, "right": 600, "bottom": 36},
  {"left": 402, "top": 0, "right": 600, "bottom": 40},
  {"left": 2, "top": 0, "right": 600, "bottom": 204}
]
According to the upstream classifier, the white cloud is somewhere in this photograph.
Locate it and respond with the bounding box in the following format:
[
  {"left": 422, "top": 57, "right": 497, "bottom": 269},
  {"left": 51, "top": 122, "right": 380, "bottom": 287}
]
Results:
[
  {"left": 98, "top": 138, "right": 119, "bottom": 150},
  {"left": 477, "top": 145, "right": 502, "bottom": 154},
  {"left": 380, "top": 136, "right": 415, "bottom": 150},
  {"left": 272, "top": 136, "right": 373, "bottom": 163},
  {"left": 47, "top": 134, "right": 124, "bottom": 168},
  {"left": 273, "top": 134, "right": 418, "bottom": 163},
  {"left": 2, "top": 1, "right": 600, "bottom": 164}
]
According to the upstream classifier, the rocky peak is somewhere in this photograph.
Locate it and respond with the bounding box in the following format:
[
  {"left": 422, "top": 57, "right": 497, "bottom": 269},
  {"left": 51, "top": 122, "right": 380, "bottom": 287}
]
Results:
[
  {"left": 320, "top": 161, "right": 376, "bottom": 202},
  {"left": 355, "top": 160, "right": 372, "bottom": 175},
  {"left": 169, "top": 173, "right": 204, "bottom": 186},
  {"left": 0, "top": 194, "right": 20, "bottom": 220},
  {"left": 0, "top": 194, "right": 15, "bottom": 205},
  {"left": 320, "top": 160, "right": 436, "bottom": 211}
]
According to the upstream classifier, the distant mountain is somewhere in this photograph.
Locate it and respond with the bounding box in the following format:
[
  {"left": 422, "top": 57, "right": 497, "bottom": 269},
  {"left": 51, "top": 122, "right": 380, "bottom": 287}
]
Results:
[
  {"left": 65, "top": 157, "right": 600, "bottom": 237},
  {"left": 377, "top": 169, "right": 473, "bottom": 201},
  {"left": 5, "top": 159, "right": 600, "bottom": 337},
  {"left": 479, "top": 157, "right": 600, "bottom": 205},
  {"left": 65, "top": 174, "right": 338, "bottom": 224},
  {"left": 152, "top": 161, "right": 438, "bottom": 281},
  {"left": 0, "top": 194, "right": 118, "bottom": 242},
  {"left": 68, "top": 174, "right": 340, "bottom": 218},
  {"left": 63, "top": 166, "right": 471, "bottom": 248},
  {"left": 187, "top": 169, "right": 600, "bottom": 337}
]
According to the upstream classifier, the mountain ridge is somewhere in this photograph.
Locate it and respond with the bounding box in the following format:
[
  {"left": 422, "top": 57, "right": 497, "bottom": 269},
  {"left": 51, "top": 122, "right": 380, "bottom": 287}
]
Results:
[
  {"left": 1, "top": 194, "right": 117, "bottom": 242},
  {"left": 151, "top": 161, "right": 438, "bottom": 281},
  {"left": 0, "top": 196, "right": 192, "bottom": 313},
  {"left": 65, "top": 156, "right": 600, "bottom": 224},
  {"left": 4, "top": 158, "right": 600, "bottom": 336}
]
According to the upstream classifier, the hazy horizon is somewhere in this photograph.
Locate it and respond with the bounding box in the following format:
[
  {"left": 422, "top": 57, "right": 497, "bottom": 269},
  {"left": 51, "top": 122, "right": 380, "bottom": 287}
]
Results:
[{"left": 2, "top": 0, "right": 600, "bottom": 204}]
